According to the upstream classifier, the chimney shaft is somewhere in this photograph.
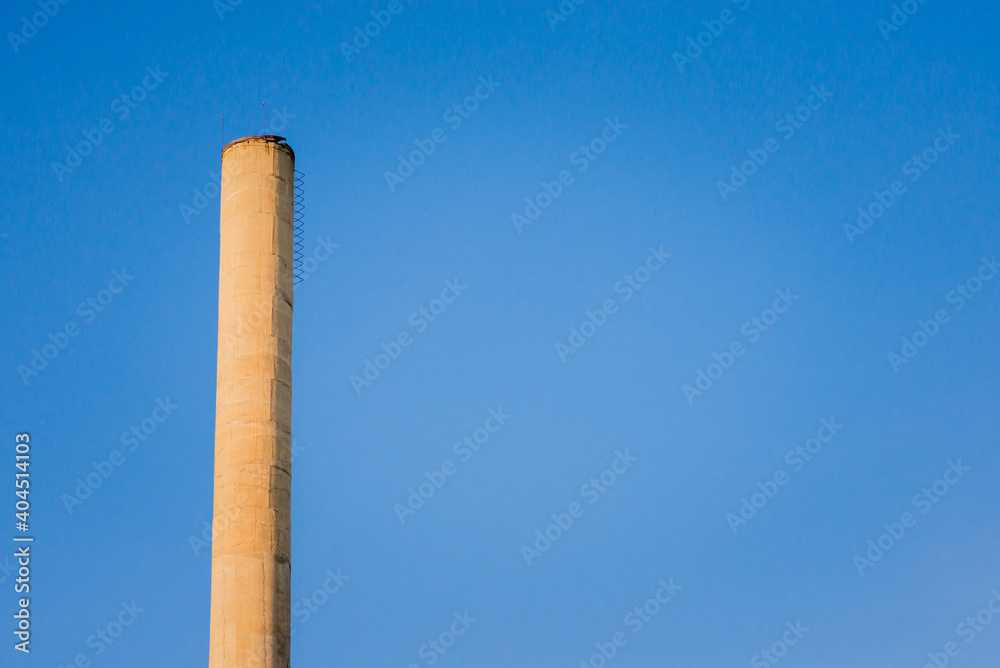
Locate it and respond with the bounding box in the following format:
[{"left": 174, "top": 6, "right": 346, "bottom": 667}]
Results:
[{"left": 210, "top": 135, "right": 295, "bottom": 668}]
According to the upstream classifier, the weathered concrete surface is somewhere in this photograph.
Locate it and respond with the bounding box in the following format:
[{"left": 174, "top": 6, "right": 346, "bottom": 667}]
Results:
[{"left": 210, "top": 136, "right": 294, "bottom": 668}]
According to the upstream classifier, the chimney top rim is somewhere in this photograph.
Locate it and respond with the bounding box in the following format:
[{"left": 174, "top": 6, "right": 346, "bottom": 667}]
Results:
[{"left": 222, "top": 135, "right": 294, "bottom": 160}]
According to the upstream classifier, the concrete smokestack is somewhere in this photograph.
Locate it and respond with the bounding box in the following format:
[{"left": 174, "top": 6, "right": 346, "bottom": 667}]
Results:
[{"left": 210, "top": 135, "right": 295, "bottom": 668}]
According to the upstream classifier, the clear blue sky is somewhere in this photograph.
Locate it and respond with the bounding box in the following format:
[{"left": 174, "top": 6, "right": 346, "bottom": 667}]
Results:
[{"left": 2, "top": 0, "right": 999, "bottom": 666}]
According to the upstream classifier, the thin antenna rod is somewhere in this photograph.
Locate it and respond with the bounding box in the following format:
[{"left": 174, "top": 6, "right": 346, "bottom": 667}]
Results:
[
  {"left": 221, "top": 114, "right": 225, "bottom": 157},
  {"left": 262, "top": 102, "right": 269, "bottom": 153}
]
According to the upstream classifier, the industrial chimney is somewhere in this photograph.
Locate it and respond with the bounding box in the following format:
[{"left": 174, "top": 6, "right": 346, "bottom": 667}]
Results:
[{"left": 210, "top": 135, "right": 295, "bottom": 667}]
